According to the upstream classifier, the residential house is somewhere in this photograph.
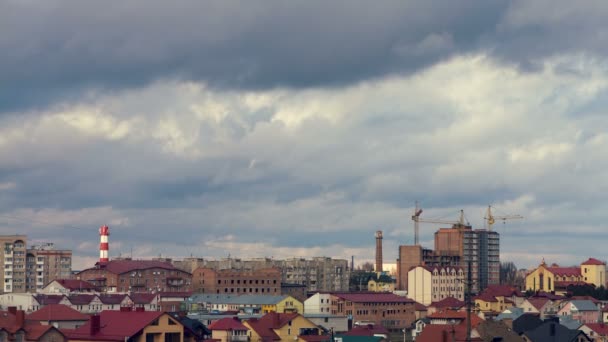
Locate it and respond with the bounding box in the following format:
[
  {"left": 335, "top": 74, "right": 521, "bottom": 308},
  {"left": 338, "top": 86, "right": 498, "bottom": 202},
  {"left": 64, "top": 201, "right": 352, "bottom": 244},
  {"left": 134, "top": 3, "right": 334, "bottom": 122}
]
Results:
[
  {"left": 475, "top": 320, "right": 523, "bottom": 342},
  {"left": 158, "top": 292, "right": 191, "bottom": 312},
  {"left": 519, "top": 297, "right": 558, "bottom": 319},
  {"left": 244, "top": 312, "right": 320, "bottom": 342},
  {"left": 426, "top": 297, "right": 465, "bottom": 315},
  {"left": 65, "top": 307, "right": 185, "bottom": 342},
  {"left": 169, "top": 312, "right": 211, "bottom": 342},
  {"left": 580, "top": 323, "right": 608, "bottom": 342},
  {"left": 557, "top": 300, "right": 600, "bottom": 324},
  {"left": 521, "top": 320, "right": 591, "bottom": 341},
  {"left": 0, "top": 307, "right": 67, "bottom": 342},
  {"left": 208, "top": 317, "right": 249, "bottom": 342},
  {"left": 303, "top": 314, "right": 349, "bottom": 334},
  {"left": 130, "top": 293, "right": 160, "bottom": 312},
  {"left": 26, "top": 304, "right": 89, "bottom": 329}
]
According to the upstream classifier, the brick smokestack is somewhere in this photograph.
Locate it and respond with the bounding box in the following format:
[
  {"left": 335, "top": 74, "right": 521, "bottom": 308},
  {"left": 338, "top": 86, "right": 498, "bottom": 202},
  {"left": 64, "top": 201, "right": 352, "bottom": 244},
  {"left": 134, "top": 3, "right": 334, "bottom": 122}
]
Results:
[
  {"left": 375, "top": 230, "right": 383, "bottom": 273},
  {"left": 99, "top": 225, "right": 109, "bottom": 264}
]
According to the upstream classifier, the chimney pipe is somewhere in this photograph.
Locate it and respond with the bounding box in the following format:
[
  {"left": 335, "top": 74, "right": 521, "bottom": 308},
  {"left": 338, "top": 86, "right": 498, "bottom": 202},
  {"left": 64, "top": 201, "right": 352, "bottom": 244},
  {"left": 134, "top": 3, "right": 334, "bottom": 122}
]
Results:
[
  {"left": 375, "top": 231, "right": 383, "bottom": 273},
  {"left": 99, "top": 225, "right": 110, "bottom": 264}
]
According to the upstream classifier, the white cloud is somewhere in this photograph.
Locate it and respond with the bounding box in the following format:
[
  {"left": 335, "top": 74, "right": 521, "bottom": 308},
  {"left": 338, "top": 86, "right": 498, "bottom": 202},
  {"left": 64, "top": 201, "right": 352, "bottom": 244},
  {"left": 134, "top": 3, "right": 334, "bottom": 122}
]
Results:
[{"left": 2, "top": 53, "right": 608, "bottom": 270}]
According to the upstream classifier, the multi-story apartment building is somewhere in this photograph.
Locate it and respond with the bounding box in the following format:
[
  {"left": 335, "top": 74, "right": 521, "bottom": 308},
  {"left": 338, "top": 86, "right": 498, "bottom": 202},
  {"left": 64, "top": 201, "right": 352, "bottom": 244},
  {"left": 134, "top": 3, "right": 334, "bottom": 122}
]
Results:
[
  {"left": 76, "top": 259, "right": 192, "bottom": 293},
  {"left": 191, "top": 267, "right": 281, "bottom": 294},
  {"left": 0, "top": 235, "right": 28, "bottom": 293},
  {"left": 435, "top": 225, "right": 500, "bottom": 293},
  {"left": 396, "top": 224, "right": 499, "bottom": 294},
  {"left": 25, "top": 243, "right": 72, "bottom": 292},
  {"left": 407, "top": 265, "right": 465, "bottom": 306},
  {"left": 200, "top": 257, "right": 350, "bottom": 292}
]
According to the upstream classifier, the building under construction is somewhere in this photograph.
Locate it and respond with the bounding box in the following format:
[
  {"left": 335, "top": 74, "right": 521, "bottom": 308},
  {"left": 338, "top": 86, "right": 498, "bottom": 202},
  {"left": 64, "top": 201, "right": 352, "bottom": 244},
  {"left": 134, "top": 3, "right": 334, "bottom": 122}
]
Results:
[{"left": 397, "top": 223, "right": 500, "bottom": 294}]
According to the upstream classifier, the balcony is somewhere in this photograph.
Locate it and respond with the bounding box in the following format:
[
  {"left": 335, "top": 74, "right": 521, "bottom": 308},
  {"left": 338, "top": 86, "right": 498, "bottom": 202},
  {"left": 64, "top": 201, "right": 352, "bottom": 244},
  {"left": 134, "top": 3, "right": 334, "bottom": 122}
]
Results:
[{"left": 167, "top": 277, "right": 185, "bottom": 287}]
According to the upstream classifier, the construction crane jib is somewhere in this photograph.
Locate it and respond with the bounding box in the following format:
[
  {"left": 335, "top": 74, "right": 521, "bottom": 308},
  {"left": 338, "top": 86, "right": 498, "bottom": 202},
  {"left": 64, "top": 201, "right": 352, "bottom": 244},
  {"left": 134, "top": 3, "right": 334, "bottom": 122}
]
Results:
[
  {"left": 485, "top": 205, "right": 523, "bottom": 230},
  {"left": 411, "top": 202, "right": 468, "bottom": 245}
]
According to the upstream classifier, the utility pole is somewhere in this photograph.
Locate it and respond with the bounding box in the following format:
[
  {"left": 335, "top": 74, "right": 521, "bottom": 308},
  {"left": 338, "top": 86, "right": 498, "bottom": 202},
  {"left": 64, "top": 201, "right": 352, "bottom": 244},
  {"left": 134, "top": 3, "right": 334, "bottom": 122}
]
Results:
[{"left": 465, "top": 260, "right": 473, "bottom": 342}]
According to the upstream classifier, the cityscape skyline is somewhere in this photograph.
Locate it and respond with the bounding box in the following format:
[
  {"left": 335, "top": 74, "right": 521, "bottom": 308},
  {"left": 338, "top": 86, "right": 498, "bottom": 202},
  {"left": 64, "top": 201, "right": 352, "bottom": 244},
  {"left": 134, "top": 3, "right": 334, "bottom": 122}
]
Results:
[{"left": 1, "top": 1, "right": 607, "bottom": 272}]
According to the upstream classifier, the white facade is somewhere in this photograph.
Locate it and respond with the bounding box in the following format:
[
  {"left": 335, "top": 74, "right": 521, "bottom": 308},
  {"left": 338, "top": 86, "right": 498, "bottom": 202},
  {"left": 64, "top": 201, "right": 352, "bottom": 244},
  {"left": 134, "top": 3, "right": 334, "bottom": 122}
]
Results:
[
  {"left": 0, "top": 293, "right": 40, "bottom": 312},
  {"left": 304, "top": 292, "right": 332, "bottom": 314},
  {"left": 408, "top": 266, "right": 464, "bottom": 306}
]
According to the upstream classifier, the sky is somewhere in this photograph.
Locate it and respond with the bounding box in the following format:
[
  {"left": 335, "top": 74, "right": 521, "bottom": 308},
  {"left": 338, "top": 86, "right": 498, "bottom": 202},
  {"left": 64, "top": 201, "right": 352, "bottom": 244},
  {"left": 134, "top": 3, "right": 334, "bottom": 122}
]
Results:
[{"left": 2, "top": 1, "right": 608, "bottom": 271}]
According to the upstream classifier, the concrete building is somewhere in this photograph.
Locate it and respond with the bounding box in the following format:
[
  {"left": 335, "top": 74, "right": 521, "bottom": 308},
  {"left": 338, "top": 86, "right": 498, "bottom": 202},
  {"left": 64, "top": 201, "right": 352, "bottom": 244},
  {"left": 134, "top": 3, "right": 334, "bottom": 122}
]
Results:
[
  {"left": 408, "top": 265, "right": 465, "bottom": 306},
  {"left": 191, "top": 267, "right": 281, "bottom": 295},
  {"left": 0, "top": 235, "right": 28, "bottom": 293},
  {"left": 202, "top": 257, "right": 350, "bottom": 292},
  {"left": 26, "top": 243, "right": 72, "bottom": 292}
]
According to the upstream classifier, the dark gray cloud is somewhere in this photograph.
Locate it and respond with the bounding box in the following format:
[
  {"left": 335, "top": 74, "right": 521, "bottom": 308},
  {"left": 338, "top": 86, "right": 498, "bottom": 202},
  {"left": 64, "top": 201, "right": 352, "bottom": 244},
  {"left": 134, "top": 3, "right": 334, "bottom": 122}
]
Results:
[{"left": 0, "top": 0, "right": 514, "bottom": 112}]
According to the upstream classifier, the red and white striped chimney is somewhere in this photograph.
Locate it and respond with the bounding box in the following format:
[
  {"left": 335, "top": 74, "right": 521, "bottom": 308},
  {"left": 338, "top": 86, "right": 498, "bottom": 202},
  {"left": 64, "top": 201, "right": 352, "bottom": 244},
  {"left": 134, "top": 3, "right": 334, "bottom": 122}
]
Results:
[{"left": 99, "top": 225, "right": 110, "bottom": 263}]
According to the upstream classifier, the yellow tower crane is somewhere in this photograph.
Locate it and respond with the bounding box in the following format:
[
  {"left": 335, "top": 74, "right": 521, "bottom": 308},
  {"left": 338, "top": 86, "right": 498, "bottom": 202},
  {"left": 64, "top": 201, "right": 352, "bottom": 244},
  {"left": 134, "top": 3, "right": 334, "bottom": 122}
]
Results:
[
  {"left": 411, "top": 202, "right": 469, "bottom": 245},
  {"left": 484, "top": 205, "right": 523, "bottom": 230}
]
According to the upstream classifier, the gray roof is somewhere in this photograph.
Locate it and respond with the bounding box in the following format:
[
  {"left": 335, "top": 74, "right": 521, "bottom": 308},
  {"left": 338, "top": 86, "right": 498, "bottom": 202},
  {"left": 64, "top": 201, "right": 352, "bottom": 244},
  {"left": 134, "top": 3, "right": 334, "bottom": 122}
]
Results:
[
  {"left": 559, "top": 315, "right": 582, "bottom": 330},
  {"left": 495, "top": 307, "right": 524, "bottom": 321},
  {"left": 187, "top": 294, "right": 290, "bottom": 305},
  {"left": 569, "top": 300, "right": 598, "bottom": 312}
]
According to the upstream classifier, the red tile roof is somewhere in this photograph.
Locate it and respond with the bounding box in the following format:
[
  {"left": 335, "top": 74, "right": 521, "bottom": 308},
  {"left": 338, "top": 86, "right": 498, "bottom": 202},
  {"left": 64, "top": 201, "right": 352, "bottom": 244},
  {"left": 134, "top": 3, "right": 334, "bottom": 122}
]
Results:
[
  {"left": 414, "top": 302, "right": 427, "bottom": 311},
  {"left": 245, "top": 312, "right": 300, "bottom": 341},
  {"left": 342, "top": 325, "right": 389, "bottom": 336},
  {"left": 417, "top": 324, "right": 483, "bottom": 342},
  {"left": 27, "top": 304, "right": 89, "bottom": 322},
  {"left": 430, "top": 297, "right": 465, "bottom": 309},
  {"left": 427, "top": 310, "right": 484, "bottom": 327},
  {"left": 66, "top": 310, "right": 170, "bottom": 341},
  {"left": 208, "top": 317, "right": 248, "bottom": 331},
  {"left": 26, "top": 324, "right": 63, "bottom": 340},
  {"left": 582, "top": 258, "right": 605, "bottom": 266},
  {"left": 84, "top": 260, "right": 181, "bottom": 275},
  {"left": 547, "top": 267, "right": 581, "bottom": 277},
  {"left": 332, "top": 293, "right": 414, "bottom": 303},
  {"left": 474, "top": 293, "right": 498, "bottom": 303},
  {"left": 129, "top": 293, "right": 158, "bottom": 304},
  {"left": 53, "top": 279, "right": 96, "bottom": 290},
  {"left": 482, "top": 285, "right": 522, "bottom": 297},
  {"left": 34, "top": 294, "right": 65, "bottom": 305},
  {"left": 98, "top": 294, "right": 128, "bottom": 305},
  {"left": 584, "top": 323, "right": 608, "bottom": 335},
  {"left": 526, "top": 298, "right": 550, "bottom": 311},
  {"left": 67, "top": 294, "right": 97, "bottom": 305}
]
